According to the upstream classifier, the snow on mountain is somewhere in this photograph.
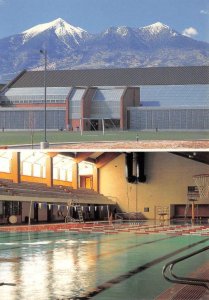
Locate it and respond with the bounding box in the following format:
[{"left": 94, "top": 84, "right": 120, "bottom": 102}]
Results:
[
  {"left": 94, "top": 26, "right": 148, "bottom": 51},
  {"left": 96, "top": 22, "right": 181, "bottom": 50},
  {"left": 103, "top": 26, "right": 135, "bottom": 37},
  {"left": 141, "top": 22, "right": 177, "bottom": 35},
  {"left": 137, "top": 21, "right": 180, "bottom": 45},
  {"left": 116, "top": 27, "right": 130, "bottom": 37},
  {"left": 22, "top": 18, "right": 88, "bottom": 45},
  {"left": 102, "top": 22, "right": 174, "bottom": 38}
]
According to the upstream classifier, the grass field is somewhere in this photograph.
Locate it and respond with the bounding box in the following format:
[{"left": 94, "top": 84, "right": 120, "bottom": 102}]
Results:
[{"left": 0, "top": 130, "right": 209, "bottom": 147}]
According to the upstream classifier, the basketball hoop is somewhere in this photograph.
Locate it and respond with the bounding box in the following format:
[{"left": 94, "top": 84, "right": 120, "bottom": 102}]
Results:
[{"left": 193, "top": 174, "right": 209, "bottom": 199}]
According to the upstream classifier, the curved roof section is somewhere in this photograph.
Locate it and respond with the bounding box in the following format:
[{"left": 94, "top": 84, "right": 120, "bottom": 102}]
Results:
[
  {"left": 69, "top": 88, "right": 86, "bottom": 101},
  {"left": 9, "top": 66, "right": 209, "bottom": 88},
  {"left": 92, "top": 88, "right": 124, "bottom": 101}
]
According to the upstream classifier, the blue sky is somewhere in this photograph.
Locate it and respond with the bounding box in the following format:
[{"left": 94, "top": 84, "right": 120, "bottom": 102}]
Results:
[{"left": 0, "top": 0, "right": 209, "bottom": 42}]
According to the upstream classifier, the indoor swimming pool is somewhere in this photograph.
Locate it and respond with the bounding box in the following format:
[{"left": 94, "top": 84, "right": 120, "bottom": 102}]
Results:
[{"left": 0, "top": 225, "right": 209, "bottom": 300}]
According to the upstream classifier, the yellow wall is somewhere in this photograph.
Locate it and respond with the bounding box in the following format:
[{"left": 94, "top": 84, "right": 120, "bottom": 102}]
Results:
[
  {"left": 99, "top": 153, "right": 209, "bottom": 219},
  {"left": 0, "top": 172, "right": 12, "bottom": 180}
]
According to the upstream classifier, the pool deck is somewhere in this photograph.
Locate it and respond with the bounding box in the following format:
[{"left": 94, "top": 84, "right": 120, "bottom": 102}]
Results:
[{"left": 156, "top": 262, "right": 209, "bottom": 300}]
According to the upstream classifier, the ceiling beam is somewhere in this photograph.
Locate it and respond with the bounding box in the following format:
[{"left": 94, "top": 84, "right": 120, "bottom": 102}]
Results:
[
  {"left": 96, "top": 153, "right": 121, "bottom": 168},
  {"left": 58, "top": 152, "right": 76, "bottom": 159},
  {"left": 47, "top": 152, "right": 58, "bottom": 158},
  {"left": 171, "top": 152, "right": 209, "bottom": 165},
  {"left": 74, "top": 152, "right": 94, "bottom": 163}
]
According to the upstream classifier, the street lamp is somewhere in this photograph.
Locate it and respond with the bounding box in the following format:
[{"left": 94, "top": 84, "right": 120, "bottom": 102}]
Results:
[{"left": 40, "top": 49, "right": 49, "bottom": 149}]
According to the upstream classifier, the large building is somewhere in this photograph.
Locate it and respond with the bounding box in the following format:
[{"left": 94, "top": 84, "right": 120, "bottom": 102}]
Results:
[{"left": 0, "top": 66, "right": 209, "bottom": 131}]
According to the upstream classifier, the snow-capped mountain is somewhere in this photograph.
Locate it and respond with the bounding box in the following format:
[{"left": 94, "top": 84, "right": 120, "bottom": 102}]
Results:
[
  {"left": 90, "top": 26, "right": 148, "bottom": 50},
  {"left": 140, "top": 22, "right": 177, "bottom": 37},
  {"left": 136, "top": 22, "right": 205, "bottom": 49},
  {"left": 22, "top": 18, "right": 89, "bottom": 47},
  {"left": 0, "top": 19, "right": 209, "bottom": 82}
]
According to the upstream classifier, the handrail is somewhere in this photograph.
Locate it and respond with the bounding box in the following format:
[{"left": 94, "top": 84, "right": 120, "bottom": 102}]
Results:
[
  {"left": 0, "top": 282, "right": 16, "bottom": 286},
  {"left": 163, "top": 245, "right": 209, "bottom": 289},
  {"left": 115, "top": 213, "right": 123, "bottom": 221}
]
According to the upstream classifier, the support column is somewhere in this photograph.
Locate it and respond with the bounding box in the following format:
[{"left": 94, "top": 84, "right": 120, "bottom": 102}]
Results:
[
  {"left": 93, "top": 166, "right": 99, "bottom": 192},
  {"left": 65, "top": 97, "right": 70, "bottom": 130},
  {"left": 190, "top": 200, "right": 197, "bottom": 223},
  {"left": 192, "top": 201, "right": 195, "bottom": 221},
  {"left": 46, "top": 156, "right": 53, "bottom": 187},
  {"left": 72, "top": 163, "right": 78, "bottom": 189},
  {"left": 12, "top": 152, "right": 20, "bottom": 183}
]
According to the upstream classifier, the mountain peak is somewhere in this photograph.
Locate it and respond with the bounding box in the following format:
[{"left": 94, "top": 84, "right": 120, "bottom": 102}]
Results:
[
  {"left": 53, "top": 17, "right": 66, "bottom": 24},
  {"left": 117, "top": 27, "right": 129, "bottom": 36},
  {"left": 142, "top": 22, "right": 172, "bottom": 34},
  {"left": 103, "top": 26, "right": 133, "bottom": 37},
  {"left": 150, "top": 21, "right": 169, "bottom": 28},
  {"left": 22, "top": 18, "right": 88, "bottom": 42}
]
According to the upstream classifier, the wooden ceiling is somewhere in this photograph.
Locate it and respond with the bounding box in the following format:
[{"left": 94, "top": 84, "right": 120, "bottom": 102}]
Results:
[
  {"left": 60, "top": 151, "right": 209, "bottom": 167},
  {"left": 61, "top": 152, "right": 121, "bottom": 168},
  {"left": 172, "top": 152, "right": 209, "bottom": 165},
  {"left": 59, "top": 151, "right": 209, "bottom": 166}
]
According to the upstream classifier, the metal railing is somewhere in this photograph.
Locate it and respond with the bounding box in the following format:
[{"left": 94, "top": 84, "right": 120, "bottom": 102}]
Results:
[
  {"left": 65, "top": 195, "right": 84, "bottom": 223},
  {"left": 163, "top": 245, "right": 209, "bottom": 289},
  {"left": 0, "top": 282, "right": 16, "bottom": 286}
]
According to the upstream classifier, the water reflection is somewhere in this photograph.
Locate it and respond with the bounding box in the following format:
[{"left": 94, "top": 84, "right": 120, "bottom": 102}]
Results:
[
  {"left": 0, "top": 263, "right": 17, "bottom": 300},
  {"left": 0, "top": 233, "right": 102, "bottom": 299}
]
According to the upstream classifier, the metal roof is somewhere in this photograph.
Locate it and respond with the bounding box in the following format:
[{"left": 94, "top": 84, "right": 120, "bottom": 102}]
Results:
[{"left": 9, "top": 66, "right": 209, "bottom": 88}]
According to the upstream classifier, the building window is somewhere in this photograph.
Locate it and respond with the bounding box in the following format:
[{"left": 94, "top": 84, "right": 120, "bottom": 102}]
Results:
[{"left": 4, "top": 201, "right": 22, "bottom": 216}]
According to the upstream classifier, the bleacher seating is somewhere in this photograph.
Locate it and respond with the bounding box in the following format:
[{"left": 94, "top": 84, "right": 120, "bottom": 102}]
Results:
[{"left": 0, "top": 179, "right": 114, "bottom": 205}]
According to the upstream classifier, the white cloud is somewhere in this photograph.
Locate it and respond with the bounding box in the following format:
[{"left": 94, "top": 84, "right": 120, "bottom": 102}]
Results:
[
  {"left": 182, "top": 27, "right": 198, "bottom": 38},
  {"left": 200, "top": 10, "right": 209, "bottom": 15}
]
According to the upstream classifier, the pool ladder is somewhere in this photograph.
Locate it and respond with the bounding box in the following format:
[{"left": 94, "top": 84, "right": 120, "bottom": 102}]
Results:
[
  {"left": 76, "top": 205, "right": 84, "bottom": 223},
  {"left": 66, "top": 197, "right": 84, "bottom": 223},
  {"left": 163, "top": 245, "right": 209, "bottom": 290}
]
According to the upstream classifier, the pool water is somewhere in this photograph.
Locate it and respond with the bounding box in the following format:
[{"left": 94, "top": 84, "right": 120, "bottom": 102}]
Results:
[{"left": 0, "top": 230, "right": 209, "bottom": 300}]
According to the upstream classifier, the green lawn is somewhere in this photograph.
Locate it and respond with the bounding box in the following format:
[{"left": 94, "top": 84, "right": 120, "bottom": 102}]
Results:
[{"left": 0, "top": 130, "right": 209, "bottom": 146}]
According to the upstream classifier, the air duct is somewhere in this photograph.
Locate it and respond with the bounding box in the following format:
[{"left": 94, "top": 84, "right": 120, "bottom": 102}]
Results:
[
  {"left": 125, "top": 152, "right": 146, "bottom": 183},
  {"left": 125, "top": 153, "right": 136, "bottom": 183},
  {"left": 136, "top": 152, "right": 146, "bottom": 183}
]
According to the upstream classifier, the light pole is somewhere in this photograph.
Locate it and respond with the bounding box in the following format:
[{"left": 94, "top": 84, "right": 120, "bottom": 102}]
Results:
[{"left": 40, "top": 49, "right": 49, "bottom": 149}]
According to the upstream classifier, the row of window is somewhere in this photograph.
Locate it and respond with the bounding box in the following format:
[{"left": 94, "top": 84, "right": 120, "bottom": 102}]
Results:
[
  {"left": 129, "top": 108, "right": 209, "bottom": 129},
  {"left": 0, "top": 110, "right": 65, "bottom": 129},
  {"left": 0, "top": 201, "right": 21, "bottom": 216},
  {"left": 0, "top": 96, "right": 66, "bottom": 104}
]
